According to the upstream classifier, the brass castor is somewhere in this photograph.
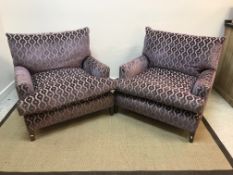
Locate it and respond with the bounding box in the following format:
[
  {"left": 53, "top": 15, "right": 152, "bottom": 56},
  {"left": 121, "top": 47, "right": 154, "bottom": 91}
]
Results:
[
  {"left": 28, "top": 129, "right": 36, "bottom": 141},
  {"left": 189, "top": 133, "right": 195, "bottom": 143},
  {"left": 29, "top": 134, "right": 35, "bottom": 141}
]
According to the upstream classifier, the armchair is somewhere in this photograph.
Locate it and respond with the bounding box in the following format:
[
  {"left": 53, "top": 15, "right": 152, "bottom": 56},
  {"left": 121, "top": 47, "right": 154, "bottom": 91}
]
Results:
[
  {"left": 116, "top": 27, "right": 224, "bottom": 142},
  {"left": 7, "top": 27, "right": 115, "bottom": 141}
]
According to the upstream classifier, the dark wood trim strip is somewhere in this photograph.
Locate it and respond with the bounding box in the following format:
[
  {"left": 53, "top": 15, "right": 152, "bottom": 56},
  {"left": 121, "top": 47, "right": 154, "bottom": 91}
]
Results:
[
  {"left": 202, "top": 117, "right": 233, "bottom": 168},
  {"left": 0, "top": 170, "right": 233, "bottom": 175},
  {"left": 0, "top": 103, "right": 17, "bottom": 127},
  {"left": 225, "top": 20, "right": 233, "bottom": 28}
]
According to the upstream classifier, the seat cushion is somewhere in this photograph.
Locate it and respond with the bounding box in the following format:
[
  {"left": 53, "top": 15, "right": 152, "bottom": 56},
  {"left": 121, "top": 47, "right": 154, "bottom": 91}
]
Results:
[
  {"left": 18, "top": 68, "right": 115, "bottom": 115},
  {"left": 117, "top": 67, "right": 205, "bottom": 113}
]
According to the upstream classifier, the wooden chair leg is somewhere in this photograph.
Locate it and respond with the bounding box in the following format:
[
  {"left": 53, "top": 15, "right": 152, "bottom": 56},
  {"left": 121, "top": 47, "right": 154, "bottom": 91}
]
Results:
[
  {"left": 28, "top": 129, "right": 36, "bottom": 141},
  {"left": 189, "top": 132, "right": 195, "bottom": 143}
]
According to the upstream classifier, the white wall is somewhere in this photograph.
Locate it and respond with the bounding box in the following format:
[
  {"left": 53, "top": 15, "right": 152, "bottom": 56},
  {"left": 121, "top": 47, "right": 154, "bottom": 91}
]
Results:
[
  {"left": 0, "top": 14, "right": 14, "bottom": 97},
  {"left": 0, "top": 0, "right": 232, "bottom": 81}
]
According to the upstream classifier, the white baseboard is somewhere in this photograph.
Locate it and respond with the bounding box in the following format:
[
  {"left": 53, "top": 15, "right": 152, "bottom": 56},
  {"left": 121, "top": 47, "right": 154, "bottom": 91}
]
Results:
[{"left": 0, "top": 81, "right": 15, "bottom": 102}]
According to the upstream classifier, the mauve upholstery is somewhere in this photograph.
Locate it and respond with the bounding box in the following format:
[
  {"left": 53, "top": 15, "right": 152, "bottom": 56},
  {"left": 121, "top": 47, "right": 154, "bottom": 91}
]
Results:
[
  {"left": 116, "top": 27, "right": 224, "bottom": 140},
  {"left": 117, "top": 67, "right": 204, "bottom": 113},
  {"left": 24, "top": 93, "right": 114, "bottom": 131},
  {"left": 192, "top": 69, "right": 216, "bottom": 98},
  {"left": 116, "top": 94, "right": 199, "bottom": 133},
  {"left": 14, "top": 66, "right": 34, "bottom": 99},
  {"left": 18, "top": 68, "right": 115, "bottom": 116},
  {"left": 143, "top": 27, "right": 224, "bottom": 76},
  {"left": 7, "top": 28, "right": 114, "bottom": 140},
  {"left": 83, "top": 56, "right": 110, "bottom": 78},
  {"left": 119, "top": 55, "right": 149, "bottom": 78},
  {"left": 7, "top": 28, "right": 90, "bottom": 73}
]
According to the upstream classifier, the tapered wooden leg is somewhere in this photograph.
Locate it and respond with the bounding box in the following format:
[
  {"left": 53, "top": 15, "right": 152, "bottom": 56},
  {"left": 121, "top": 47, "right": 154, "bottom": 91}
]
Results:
[
  {"left": 109, "top": 106, "right": 114, "bottom": 116},
  {"left": 24, "top": 116, "right": 36, "bottom": 141},
  {"left": 189, "top": 132, "right": 195, "bottom": 143},
  {"left": 28, "top": 129, "right": 36, "bottom": 141}
]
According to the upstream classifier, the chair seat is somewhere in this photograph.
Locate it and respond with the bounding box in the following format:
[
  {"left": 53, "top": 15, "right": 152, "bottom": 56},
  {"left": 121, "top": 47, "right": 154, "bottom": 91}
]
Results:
[
  {"left": 117, "top": 67, "right": 204, "bottom": 113},
  {"left": 18, "top": 68, "right": 115, "bottom": 115}
]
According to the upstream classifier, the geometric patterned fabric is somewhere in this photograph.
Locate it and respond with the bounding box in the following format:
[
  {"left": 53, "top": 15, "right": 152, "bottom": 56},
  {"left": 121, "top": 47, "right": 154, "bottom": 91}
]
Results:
[
  {"left": 143, "top": 27, "right": 224, "bottom": 76},
  {"left": 6, "top": 27, "right": 90, "bottom": 73},
  {"left": 18, "top": 68, "right": 115, "bottom": 115},
  {"left": 117, "top": 67, "right": 204, "bottom": 113}
]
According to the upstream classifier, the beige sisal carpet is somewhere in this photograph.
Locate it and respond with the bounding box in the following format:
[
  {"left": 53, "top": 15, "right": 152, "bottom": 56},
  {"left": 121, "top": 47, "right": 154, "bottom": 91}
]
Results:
[{"left": 0, "top": 109, "right": 231, "bottom": 172}]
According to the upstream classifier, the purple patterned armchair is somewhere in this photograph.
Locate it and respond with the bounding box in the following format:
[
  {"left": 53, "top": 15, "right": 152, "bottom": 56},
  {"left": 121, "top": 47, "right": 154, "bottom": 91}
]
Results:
[
  {"left": 116, "top": 27, "right": 224, "bottom": 142},
  {"left": 7, "top": 27, "right": 115, "bottom": 141}
]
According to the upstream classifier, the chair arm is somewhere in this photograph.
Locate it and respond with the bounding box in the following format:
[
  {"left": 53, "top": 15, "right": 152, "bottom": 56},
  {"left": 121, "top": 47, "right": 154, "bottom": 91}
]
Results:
[
  {"left": 82, "top": 56, "right": 110, "bottom": 78},
  {"left": 119, "top": 55, "right": 149, "bottom": 78},
  {"left": 15, "top": 66, "right": 34, "bottom": 99},
  {"left": 191, "top": 69, "right": 216, "bottom": 98}
]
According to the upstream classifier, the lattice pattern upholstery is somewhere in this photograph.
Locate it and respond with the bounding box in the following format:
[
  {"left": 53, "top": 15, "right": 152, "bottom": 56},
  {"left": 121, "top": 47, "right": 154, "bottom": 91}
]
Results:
[
  {"left": 7, "top": 28, "right": 114, "bottom": 140},
  {"left": 192, "top": 69, "right": 216, "bottom": 98},
  {"left": 24, "top": 93, "right": 114, "bottom": 131},
  {"left": 18, "top": 68, "right": 115, "bottom": 115},
  {"left": 7, "top": 27, "right": 90, "bottom": 73},
  {"left": 83, "top": 56, "right": 110, "bottom": 78},
  {"left": 116, "top": 93, "right": 199, "bottom": 133},
  {"left": 117, "top": 67, "right": 204, "bottom": 113},
  {"left": 143, "top": 27, "right": 224, "bottom": 76},
  {"left": 15, "top": 66, "right": 34, "bottom": 99},
  {"left": 119, "top": 55, "right": 149, "bottom": 78},
  {"left": 117, "top": 27, "right": 224, "bottom": 140}
]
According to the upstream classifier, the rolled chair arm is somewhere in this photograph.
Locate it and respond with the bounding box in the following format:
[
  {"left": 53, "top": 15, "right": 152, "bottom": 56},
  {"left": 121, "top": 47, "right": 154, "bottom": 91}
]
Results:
[
  {"left": 83, "top": 56, "right": 110, "bottom": 78},
  {"left": 119, "top": 55, "right": 149, "bottom": 78},
  {"left": 191, "top": 69, "right": 216, "bottom": 98},
  {"left": 15, "top": 66, "right": 34, "bottom": 99}
]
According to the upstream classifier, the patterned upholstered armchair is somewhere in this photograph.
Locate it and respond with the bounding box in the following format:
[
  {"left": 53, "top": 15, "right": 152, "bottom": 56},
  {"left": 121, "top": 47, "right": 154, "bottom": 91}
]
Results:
[
  {"left": 116, "top": 27, "right": 224, "bottom": 142},
  {"left": 7, "top": 27, "right": 115, "bottom": 141}
]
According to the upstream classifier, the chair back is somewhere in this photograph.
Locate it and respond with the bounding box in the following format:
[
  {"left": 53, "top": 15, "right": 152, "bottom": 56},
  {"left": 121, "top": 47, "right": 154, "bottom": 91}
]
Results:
[{"left": 7, "top": 27, "right": 90, "bottom": 73}]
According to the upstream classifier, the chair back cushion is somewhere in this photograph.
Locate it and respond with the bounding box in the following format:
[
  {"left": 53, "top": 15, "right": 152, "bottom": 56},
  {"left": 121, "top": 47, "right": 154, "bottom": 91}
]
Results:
[
  {"left": 143, "top": 27, "right": 224, "bottom": 76},
  {"left": 6, "top": 27, "right": 90, "bottom": 73}
]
